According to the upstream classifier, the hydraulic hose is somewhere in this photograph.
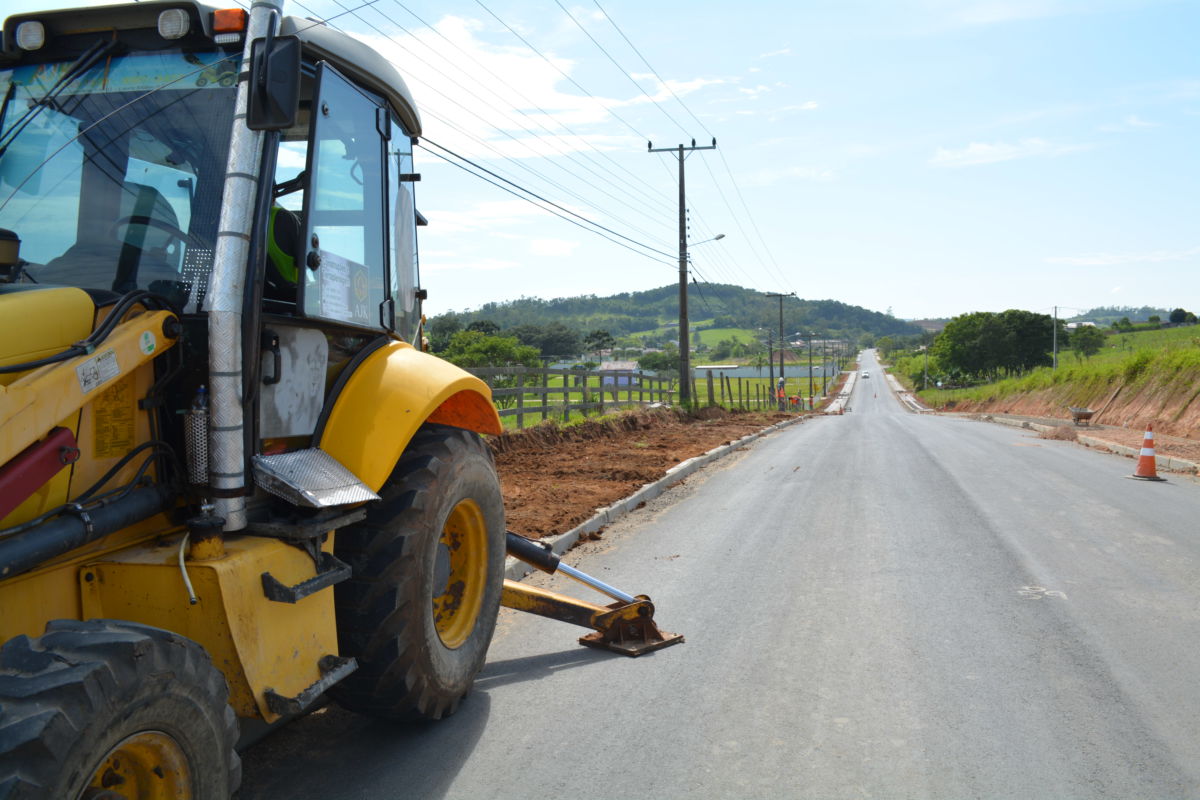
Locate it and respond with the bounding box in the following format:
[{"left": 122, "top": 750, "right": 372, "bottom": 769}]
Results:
[{"left": 0, "top": 484, "right": 175, "bottom": 581}]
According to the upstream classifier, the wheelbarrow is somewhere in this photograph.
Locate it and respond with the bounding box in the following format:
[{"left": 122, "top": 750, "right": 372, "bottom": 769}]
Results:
[{"left": 1069, "top": 407, "right": 1095, "bottom": 426}]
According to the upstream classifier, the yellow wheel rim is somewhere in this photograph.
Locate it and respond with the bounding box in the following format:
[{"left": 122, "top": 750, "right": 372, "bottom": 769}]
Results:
[
  {"left": 85, "top": 731, "right": 191, "bottom": 799},
  {"left": 431, "top": 498, "right": 488, "bottom": 649}
]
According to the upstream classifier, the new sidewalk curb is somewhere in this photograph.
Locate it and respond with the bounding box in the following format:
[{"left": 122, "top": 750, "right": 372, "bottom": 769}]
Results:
[
  {"left": 504, "top": 415, "right": 808, "bottom": 580},
  {"left": 970, "top": 414, "right": 1199, "bottom": 476}
]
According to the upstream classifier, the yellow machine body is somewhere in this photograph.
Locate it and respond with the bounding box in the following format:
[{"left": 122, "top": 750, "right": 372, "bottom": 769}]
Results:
[
  {"left": 0, "top": 292, "right": 500, "bottom": 723},
  {"left": 0, "top": 287, "right": 95, "bottom": 376},
  {"left": 78, "top": 535, "right": 340, "bottom": 723}
]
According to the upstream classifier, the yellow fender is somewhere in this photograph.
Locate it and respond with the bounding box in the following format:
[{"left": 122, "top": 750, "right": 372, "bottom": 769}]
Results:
[{"left": 317, "top": 340, "right": 501, "bottom": 492}]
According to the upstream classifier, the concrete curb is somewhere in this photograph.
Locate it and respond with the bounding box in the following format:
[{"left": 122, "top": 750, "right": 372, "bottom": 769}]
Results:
[
  {"left": 503, "top": 414, "right": 809, "bottom": 580},
  {"left": 882, "top": 370, "right": 931, "bottom": 413},
  {"left": 967, "top": 414, "right": 1199, "bottom": 475}
]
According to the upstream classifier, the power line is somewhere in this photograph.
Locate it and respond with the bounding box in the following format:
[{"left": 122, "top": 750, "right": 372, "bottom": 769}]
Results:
[
  {"left": 389, "top": 0, "right": 678, "bottom": 218},
  {"left": 472, "top": 0, "right": 653, "bottom": 143},
  {"left": 421, "top": 137, "right": 676, "bottom": 262},
  {"left": 553, "top": 0, "right": 691, "bottom": 140},
  {"left": 291, "top": 0, "right": 677, "bottom": 250},
  {"left": 423, "top": 146, "right": 674, "bottom": 268},
  {"left": 566, "top": 0, "right": 788, "bottom": 295},
  {"left": 590, "top": 0, "right": 714, "bottom": 140}
]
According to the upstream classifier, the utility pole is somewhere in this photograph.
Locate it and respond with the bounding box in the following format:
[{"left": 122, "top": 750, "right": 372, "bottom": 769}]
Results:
[
  {"left": 765, "top": 292, "right": 794, "bottom": 405},
  {"left": 807, "top": 334, "right": 814, "bottom": 404},
  {"left": 1052, "top": 305, "right": 1058, "bottom": 371},
  {"left": 649, "top": 138, "right": 717, "bottom": 406},
  {"left": 765, "top": 331, "right": 775, "bottom": 401},
  {"left": 821, "top": 338, "right": 827, "bottom": 396}
]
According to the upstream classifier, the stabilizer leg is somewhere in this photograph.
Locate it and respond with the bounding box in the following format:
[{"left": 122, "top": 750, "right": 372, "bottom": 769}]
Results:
[{"left": 502, "top": 533, "right": 684, "bottom": 657}]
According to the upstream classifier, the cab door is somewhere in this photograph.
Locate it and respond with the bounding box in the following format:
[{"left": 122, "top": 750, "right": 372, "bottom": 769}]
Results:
[
  {"left": 298, "top": 62, "right": 389, "bottom": 331},
  {"left": 258, "top": 62, "right": 390, "bottom": 444}
]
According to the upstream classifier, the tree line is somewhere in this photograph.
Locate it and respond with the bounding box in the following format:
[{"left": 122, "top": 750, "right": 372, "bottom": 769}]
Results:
[{"left": 885, "top": 307, "right": 1195, "bottom": 388}]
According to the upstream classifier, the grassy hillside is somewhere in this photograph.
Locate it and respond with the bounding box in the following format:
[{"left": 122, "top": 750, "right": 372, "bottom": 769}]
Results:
[{"left": 431, "top": 282, "right": 922, "bottom": 344}]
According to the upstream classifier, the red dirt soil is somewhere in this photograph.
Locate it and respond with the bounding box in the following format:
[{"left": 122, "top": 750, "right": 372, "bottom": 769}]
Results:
[{"left": 490, "top": 406, "right": 793, "bottom": 539}]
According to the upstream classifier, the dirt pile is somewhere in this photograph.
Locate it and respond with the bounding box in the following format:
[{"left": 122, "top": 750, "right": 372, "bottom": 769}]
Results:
[
  {"left": 491, "top": 407, "right": 793, "bottom": 538},
  {"left": 1038, "top": 425, "right": 1078, "bottom": 442}
]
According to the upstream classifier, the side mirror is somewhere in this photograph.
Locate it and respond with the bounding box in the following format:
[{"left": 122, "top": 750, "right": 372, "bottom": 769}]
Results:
[{"left": 247, "top": 34, "right": 300, "bottom": 131}]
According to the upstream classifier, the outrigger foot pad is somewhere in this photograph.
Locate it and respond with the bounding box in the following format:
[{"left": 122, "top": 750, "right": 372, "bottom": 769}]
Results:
[{"left": 579, "top": 596, "right": 684, "bottom": 656}]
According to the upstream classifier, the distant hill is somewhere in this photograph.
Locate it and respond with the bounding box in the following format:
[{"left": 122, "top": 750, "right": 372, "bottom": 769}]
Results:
[
  {"left": 1070, "top": 306, "right": 1173, "bottom": 326},
  {"left": 429, "top": 283, "right": 923, "bottom": 343}
]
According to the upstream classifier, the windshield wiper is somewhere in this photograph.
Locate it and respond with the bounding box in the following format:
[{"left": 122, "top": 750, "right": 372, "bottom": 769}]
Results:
[
  {"left": 0, "top": 82, "right": 15, "bottom": 142},
  {"left": 0, "top": 38, "right": 118, "bottom": 158}
]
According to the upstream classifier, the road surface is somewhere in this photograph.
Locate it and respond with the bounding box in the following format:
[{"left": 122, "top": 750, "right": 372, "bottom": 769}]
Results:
[{"left": 241, "top": 350, "right": 1200, "bottom": 799}]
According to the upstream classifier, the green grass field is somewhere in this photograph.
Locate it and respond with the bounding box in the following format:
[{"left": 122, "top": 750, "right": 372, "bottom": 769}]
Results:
[{"left": 694, "top": 327, "right": 761, "bottom": 347}]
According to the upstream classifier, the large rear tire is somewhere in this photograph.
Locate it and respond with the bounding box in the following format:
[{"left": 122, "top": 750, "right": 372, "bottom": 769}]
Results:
[
  {"left": 0, "top": 619, "right": 240, "bottom": 799},
  {"left": 330, "top": 424, "right": 505, "bottom": 721}
]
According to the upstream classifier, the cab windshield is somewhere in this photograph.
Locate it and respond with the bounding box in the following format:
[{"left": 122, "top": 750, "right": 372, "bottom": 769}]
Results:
[{"left": 0, "top": 48, "right": 238, "bottom": 311}]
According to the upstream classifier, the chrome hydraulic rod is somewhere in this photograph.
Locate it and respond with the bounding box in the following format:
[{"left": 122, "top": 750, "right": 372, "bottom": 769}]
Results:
[
  {"left": 555, "top": 562, "right": 636, "bottom": 605},
  {"left": 505, "top": 531, "right": 635, "bottom": 604}
]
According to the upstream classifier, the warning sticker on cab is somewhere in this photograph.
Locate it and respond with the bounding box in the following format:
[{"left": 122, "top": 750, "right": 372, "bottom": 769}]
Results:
[
  {"left": 76, "top": 349, "right": 120, "bottom": 394},
  {"left": 94, "top": 377, "right": 136, "bottom": 458}
]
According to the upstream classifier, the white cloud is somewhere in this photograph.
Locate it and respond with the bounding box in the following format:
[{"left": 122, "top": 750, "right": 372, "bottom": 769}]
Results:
[
  {"left": 421, "top": 257, "right": 518, "bottom": 273},
  {"left": 423, "top": 199, "right": 549, "bottom": 234},
  {"left": 353, "top": 15, "right": 642, "bottom": 160},
  {"left": 739, "top": 85, "right": 773, "bottom": 98},
  {"left": 757, "top": 48, "right": 791, "bottom": 59},
  {"left": 743, "top": 166, "right": 836, "bottom": 186},
  {"left": 929, "top": 137, "right": 1090, "bottom": 167},
  {"left": 771, "top": 101, "right": 819, "bottom": 114},
  {"left": 530, "top": 238, "right": 580, "bottom": 257},
  {"left": 623, "top": 74, "right": 731, "bottom": 106},
  {"left": 952, "top": 1, "right": 1067, "bottom": 25},
  {"left": 1045, "top": 246, "right": 1200, "bottom": 266},
  {"left": 922, "top": 0, "right": 1104, "bottom": 28},
  {"left": 1098, "top": 114, "right": 1160, "bottom": 132}
]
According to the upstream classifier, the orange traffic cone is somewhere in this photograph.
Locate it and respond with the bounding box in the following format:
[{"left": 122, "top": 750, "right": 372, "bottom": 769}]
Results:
[{"left": 1129, "top": 424, "right": 1166, "bottom": 481}]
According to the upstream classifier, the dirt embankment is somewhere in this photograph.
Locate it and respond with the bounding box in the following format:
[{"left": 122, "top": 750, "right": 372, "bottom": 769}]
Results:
[
  {"left": 943, "top": 377, "right": 1200, "bottom": 441},
  {"left": 490, "top": 406, "right": 793, "bottom": 539}
]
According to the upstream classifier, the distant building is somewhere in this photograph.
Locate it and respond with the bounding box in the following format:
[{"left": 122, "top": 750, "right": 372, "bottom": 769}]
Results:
[{"left": 600, "top": 361, "right": 640, "bottom": 386}]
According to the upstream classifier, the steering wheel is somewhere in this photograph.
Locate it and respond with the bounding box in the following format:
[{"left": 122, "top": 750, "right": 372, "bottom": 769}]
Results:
[{"left": 109, "top": 215, "right": 202, "bottom": 251}]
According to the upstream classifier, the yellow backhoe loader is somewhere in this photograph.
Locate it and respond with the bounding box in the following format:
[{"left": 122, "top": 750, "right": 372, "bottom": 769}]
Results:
[{"left": 0, "top": 4, "right": 678, "bottom": 796}]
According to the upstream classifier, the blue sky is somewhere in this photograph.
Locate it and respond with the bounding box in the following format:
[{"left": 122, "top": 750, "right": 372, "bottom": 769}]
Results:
[{"left": 7, "top": 0, "right": 1198, "bottom": 321}]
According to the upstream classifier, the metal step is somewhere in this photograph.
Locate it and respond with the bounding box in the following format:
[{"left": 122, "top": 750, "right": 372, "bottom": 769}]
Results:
[{"left": 252, "top": 448, "right": 379, "bottom": 508}]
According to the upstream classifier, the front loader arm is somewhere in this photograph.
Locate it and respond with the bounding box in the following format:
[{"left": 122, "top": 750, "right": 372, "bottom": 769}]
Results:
[{"left": 0, "top": 308, "right": 179, "bottom": 466}]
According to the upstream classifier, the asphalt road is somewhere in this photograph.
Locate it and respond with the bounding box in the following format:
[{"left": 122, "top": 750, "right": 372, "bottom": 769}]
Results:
[{"left": 240, "top": 350, "right": 1200, "bottom": 799}]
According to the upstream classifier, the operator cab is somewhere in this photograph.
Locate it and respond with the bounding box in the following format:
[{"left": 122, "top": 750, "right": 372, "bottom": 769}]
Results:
[{"left": 0, "top": 3, "right": 426, "bottom": 456}]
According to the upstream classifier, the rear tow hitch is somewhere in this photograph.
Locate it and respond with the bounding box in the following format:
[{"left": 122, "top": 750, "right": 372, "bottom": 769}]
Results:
[{"left": 502, "top": 531, "right": 684, "bottom": 657}]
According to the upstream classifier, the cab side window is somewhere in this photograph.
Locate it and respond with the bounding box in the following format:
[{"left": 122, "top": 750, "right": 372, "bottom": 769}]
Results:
[
  {"left": 388, "top": 119, "right": 418, "bottom": 340},
  {"left": 298, "top": 63, "right": 387, "bottom": 330}
]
